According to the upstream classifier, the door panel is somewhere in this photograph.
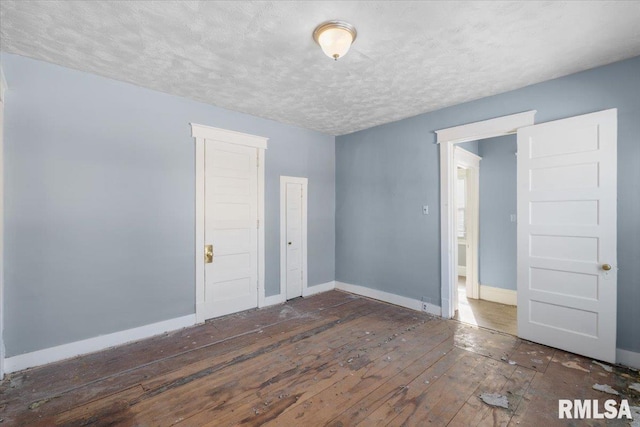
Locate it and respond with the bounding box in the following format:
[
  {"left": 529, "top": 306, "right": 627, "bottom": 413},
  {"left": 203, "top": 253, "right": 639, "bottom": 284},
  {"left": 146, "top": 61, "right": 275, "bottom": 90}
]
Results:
[
  {"left": 285, "top": 182, "right": 303, "bottom": 300},
  {"left": 204, "top": 140, "right": 258, "bottom": 318},
  {"left": 517, "top": 109, "right": 617, "bottom": 363}
]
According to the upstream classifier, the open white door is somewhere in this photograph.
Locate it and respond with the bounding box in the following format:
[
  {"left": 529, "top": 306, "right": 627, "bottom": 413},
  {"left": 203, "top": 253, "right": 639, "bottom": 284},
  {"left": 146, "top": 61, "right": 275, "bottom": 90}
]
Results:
[
  {"left": 455, "top": 147, "right": 481, "bottom": 301},
  {"left": 517, "top": 109, "right": 617, "bottom": 362}
]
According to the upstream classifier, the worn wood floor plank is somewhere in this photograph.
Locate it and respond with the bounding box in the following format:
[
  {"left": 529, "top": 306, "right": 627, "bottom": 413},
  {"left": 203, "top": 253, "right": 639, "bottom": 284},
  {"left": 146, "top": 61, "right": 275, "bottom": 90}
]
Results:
[
  {"left": 4, "top": 296, "right": 368, "bottom": 426},
  {"left": 259, "top": 320, "right": 453, "bottom": 427},
  {"left": 2, "top": 290, "right": 639, "bottom": 427},
  {"left": 8, "top": 313, "right": 342, "bottom": 426},
  {"left": 325, "top": 337, "right": 460, "bottom": 427},
  {"left": 447, "top": 358, "right": 535, "bottom": 426},
  {"left": 133, "top": 305, "right": 405, "bottom": 425},
  {"left": 177, "top": 304, "right": 431, "bottom": 426}
]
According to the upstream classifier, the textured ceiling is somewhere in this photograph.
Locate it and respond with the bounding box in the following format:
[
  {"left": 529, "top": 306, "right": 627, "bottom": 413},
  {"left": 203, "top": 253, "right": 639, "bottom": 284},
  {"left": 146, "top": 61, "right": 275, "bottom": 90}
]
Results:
[{"left": 1, "top": 1, "right": 640, "bottom": 136}]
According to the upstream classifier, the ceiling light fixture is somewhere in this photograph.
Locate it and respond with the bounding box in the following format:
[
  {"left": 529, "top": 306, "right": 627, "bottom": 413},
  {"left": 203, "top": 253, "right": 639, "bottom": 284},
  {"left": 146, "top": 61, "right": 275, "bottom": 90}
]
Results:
[{"left": 313, "top": 20, "right": 357, "bottom": 61}]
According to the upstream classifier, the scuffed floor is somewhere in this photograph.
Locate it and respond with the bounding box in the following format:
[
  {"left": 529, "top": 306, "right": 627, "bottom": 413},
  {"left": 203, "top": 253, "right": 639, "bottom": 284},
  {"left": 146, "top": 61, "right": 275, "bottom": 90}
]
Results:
[{"left": 0, "top": 290, "right": 638, "bottom": 426}]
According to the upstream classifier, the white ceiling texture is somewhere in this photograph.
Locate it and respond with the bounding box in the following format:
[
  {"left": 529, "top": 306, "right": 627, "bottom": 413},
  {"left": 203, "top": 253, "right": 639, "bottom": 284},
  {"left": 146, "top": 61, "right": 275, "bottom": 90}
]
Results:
[{"left": 1, "top": 1, "right": 640, "bottom": 135}]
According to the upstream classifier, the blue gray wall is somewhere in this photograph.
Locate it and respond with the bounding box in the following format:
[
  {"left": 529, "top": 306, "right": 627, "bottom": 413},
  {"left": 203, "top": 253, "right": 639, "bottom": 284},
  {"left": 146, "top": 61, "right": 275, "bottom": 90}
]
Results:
[
  {"left": 477, "top": 135, "right": 517, "bottom": 291},
  {"left": 457, "top": 140, "right": 479, "bottom": 155},
  {"left": 336, "top": 56, "right": 640, "bottom": 353},
  {"left": 2, "top": 53, "right": 335, "bottom": 356}
]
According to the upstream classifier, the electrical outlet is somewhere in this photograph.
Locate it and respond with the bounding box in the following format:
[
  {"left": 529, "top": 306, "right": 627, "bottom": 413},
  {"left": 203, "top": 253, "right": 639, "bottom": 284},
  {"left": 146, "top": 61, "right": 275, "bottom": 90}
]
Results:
[
  {"left": 421, "top": 302, "right": 429, "bottom": 312},
  {"left": 422, "top": 205, "right": 429, "bottom": 215}
]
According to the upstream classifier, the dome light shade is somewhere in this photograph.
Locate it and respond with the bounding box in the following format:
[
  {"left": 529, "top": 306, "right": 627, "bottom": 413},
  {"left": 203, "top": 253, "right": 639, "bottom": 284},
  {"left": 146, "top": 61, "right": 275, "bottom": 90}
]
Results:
[{"left": 313, "top": 21, "right": 357, "bottom": 60}]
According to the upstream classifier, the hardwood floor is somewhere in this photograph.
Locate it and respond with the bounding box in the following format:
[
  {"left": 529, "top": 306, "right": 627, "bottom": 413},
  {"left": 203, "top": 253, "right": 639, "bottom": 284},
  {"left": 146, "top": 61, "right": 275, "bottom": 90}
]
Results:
[
  {"left": 454, "top": 278, "right": 517, "bottom": 335},
  {"left": 1, "top": 290, "right": 638, "bottom": 426}
]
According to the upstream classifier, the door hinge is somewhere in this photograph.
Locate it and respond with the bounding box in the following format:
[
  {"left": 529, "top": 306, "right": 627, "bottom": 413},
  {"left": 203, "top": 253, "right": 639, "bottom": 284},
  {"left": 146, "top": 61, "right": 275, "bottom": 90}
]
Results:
[
  {"left": 256, "top": 152, "right": 259, "bottom": 168},
  {"left": 257, "top": 219, "right": 260, "bottom": 229}
]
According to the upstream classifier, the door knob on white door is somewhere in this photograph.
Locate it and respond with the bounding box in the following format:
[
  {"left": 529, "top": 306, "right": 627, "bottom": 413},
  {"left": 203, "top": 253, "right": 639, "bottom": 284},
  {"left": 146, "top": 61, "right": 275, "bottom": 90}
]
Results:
[{"left": 602, "top": 264, "right": 612, "bottom": 271}]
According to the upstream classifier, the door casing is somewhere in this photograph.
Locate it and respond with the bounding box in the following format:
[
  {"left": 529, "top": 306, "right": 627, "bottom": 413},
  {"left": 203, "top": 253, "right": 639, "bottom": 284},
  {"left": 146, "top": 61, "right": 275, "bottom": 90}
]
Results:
[
  {"left": 436, "top": 111, "right": 537, "bottom": 319},
  {"left": 191, "top": 123, "right": 268, "bottom": 323}
]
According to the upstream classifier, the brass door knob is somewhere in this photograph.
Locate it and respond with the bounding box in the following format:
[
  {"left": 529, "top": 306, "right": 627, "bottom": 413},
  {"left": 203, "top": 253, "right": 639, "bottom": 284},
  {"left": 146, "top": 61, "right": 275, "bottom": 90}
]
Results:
[
  {"left": 205, "top": 245, "right": 213, "bottom": 264},
  {"left": 602, "top": 264, "right": 612, "bottom": 271}
]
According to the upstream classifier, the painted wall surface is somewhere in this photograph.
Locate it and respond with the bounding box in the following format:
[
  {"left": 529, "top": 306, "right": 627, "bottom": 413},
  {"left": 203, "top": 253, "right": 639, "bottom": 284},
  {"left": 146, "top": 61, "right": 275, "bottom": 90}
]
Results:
[
  {"left": 457, "top": 140, "right": 479, "bottom": 155},
  {"left": 336, "top": 55, "right": 640, "bottom": 352},
  {"left": 477, "top": 135, "right": 517, "bottom": 291},
  {"left": 2, "top": 53, "right": 335, "bottom": 356}
]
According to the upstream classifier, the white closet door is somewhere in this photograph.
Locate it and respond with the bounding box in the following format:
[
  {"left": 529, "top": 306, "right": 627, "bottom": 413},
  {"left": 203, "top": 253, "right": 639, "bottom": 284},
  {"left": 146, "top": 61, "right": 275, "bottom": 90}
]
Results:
[{"left": 285, "top": 182, "right": 303, "bottom": 300}]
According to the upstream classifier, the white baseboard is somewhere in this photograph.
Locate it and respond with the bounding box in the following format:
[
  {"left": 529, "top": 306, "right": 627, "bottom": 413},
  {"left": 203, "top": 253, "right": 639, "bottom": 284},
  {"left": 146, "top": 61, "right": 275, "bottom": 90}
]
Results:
[
  {"left": 4, "top": 314, "right": 196, "bottom": 374},
  {"left": 262, "top": 293, "right": 286, "bottom": 307},
  {"left": 335, "top": 281, "right": 441, "bottom": 317},
  {"left": 616, "top": 348, "right": 640, "bottom": 370},
  {"left": 479, "top": 284, "right": 517, "bottom": 306},
  {"left": 303, "top": 280, "right": 336, "bottom": 297}
]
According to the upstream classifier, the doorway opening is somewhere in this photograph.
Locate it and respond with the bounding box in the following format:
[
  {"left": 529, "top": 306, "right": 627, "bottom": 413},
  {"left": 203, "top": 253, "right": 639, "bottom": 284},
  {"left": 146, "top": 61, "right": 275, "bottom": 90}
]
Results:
[
  {"left": 436, "top": 109, "right": 618, "bottom": 364},
  {"left": 453, "top": 138, "right": 517, "bottom": 336}
]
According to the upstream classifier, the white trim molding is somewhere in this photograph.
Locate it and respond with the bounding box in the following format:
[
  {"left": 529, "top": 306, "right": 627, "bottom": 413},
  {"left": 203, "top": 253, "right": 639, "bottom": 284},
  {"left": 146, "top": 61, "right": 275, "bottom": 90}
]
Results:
[
  {"left": 0, "top": 66, "right": 5, "bottom": 379},
  {"left": 435, "top": 111, "right": 536, "bottom": 319},
  {"left": 435, "top": 111, "right": 537, "bottom": 145},
  {"left": 4, "top": 315, "right": 196, "bottom": 374},
  {"left": 479, "top": 285, "right": 517, "bottom": 306},
  {"left": 191, "top": 123, "right": 267, "bottom": 149},
  {"left": 616, "top": 348, "right": 640, "bottom": 370},
  {"left": 280, "top": 176, "right": 308, "bottom": 301},
  {"left": 262, "top": 293, "right": 286, "bottom": 307},
  {"left": 190, "top": 124, "right": 268, "bottom": 320},
  {"left": 335, "top": 282, "right": 441, "bottom": 317},
  {"left": 303, "top": 281, "right": 335, "bottom": 297}
]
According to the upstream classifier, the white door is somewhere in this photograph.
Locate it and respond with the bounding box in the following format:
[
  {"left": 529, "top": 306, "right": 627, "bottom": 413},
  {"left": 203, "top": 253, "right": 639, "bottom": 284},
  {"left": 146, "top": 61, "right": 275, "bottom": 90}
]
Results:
[
  {"left": 204, "top": 140, "right": 259, "bottom": 318},
  {"left": 280, "top": 176, "right": 308, "bottom": 300},
  {"left": 517, "top": 109, "right": 617, "bottom": 362},
  {"left": 285, "top": 183, "right": 303, "bottom": 299},
  {"left": 455, "top": 147, "right": 481, "bottom": 301}
]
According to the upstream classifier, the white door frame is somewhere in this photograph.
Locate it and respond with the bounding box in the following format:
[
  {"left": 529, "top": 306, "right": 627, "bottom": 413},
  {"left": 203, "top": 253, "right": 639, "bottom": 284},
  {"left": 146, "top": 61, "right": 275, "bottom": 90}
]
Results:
[
  {"left": 455, "top": 147, "right": 481, "bottom": 301},
  {"left": 435, "top": 111, "right": 537, "bottom": 319},
  {"left": 0, "top": 67, "right": 6, "bottom": 379},
  {"left": 280, "top": 176, "right": 308, "bottom": 299},
  {"left": 191, "top": 123, "right": 268, "bottom": 324}
]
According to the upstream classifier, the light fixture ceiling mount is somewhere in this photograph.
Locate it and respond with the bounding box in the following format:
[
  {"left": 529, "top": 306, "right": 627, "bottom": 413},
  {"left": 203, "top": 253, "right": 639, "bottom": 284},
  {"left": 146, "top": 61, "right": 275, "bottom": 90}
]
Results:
[{"left": 313, "top": 20, "right": 357, "bottom": 61}]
